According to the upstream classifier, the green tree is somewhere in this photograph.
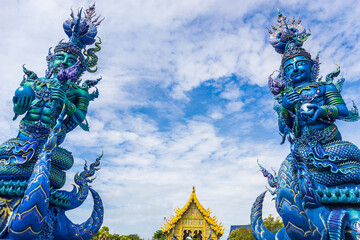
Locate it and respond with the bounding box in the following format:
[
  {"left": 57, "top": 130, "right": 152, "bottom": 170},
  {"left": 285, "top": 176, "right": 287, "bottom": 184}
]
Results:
[
  {"left": 128, "top": 234, "right": 141, "bottom": 240},
  {"left": 153, "top": 230, "right": 166, "bottom": 240},
  {"left": 229, "top": 215, "right": 283, "bottom": 240},
  {"left": 90, "top": 226, "right": 142, "bottom": 240},
  {"left": 91, "top": 226, "right": 111, "bottom": 240},
  {"left": 263, "top": 214, "right": 283, "bottom": 233},
  {"left": 229, "top": 226, "right": 254, "bottom": 240},
  {"left": 119, "top": 236, "right": 132, "bottom": 240}
]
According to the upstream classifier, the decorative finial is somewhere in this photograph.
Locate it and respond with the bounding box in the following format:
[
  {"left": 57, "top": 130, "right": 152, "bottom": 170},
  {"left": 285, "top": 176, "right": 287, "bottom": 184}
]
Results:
[
  {"left": 192, "top": 186, "right": 195, "bottom": 193},
  {"left": 63, "top": 3, "right": 104, "bottom": 48},
  {"left": 52, "top": 3, "right": 104, "bottom": 76},
  {"left": 268, "top": 10, "right": 310, "bottom": 55}
]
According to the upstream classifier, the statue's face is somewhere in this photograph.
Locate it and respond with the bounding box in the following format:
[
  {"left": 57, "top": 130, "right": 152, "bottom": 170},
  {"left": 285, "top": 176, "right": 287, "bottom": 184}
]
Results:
[
  {"left": 283, "top": 55, "right": 311, "bottom": 86},
  {"left": 52, "top": 51, "right": 78, "bottom": 74}
]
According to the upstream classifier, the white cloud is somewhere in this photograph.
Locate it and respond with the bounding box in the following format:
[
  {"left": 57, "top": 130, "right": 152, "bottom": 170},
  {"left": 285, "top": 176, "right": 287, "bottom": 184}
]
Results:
[
  {"left": 219, "top": 84, "right": 242, "bottom": 100},
  {"left": 210, "top": 111, "right": 224, "bottom": 120}
]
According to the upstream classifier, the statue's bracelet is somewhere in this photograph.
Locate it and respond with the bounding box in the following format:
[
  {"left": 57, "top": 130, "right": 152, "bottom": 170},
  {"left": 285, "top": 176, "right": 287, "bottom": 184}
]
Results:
[
  {"left": 320, "top": 105, "right": 338, "bottom": 119},
  {"left": 65, "top": 101, "right": 76, "bottom": 115}
]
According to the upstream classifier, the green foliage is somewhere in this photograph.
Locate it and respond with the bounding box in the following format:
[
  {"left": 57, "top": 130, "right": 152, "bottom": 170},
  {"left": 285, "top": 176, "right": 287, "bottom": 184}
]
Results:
[
  {"left": 228, "top": 215, "right": 283, "bottom": 240},
  {"left": 153, "top": 230, "right": 166, "bottom": 240},
  {"left": 263, "top": 214, "right": 283, "bottom": 233},
  {"left": 229, "top": 226, "right": 254, "bottom": 240},
  {"left": 91, "top": 226, "right": 110, "bottom": 240},
  {"left": 90, "top": 226, "right": 142, "bottom": 240},
  {"left": 128, "top": 234, "right": 141, "bottom": 240}
]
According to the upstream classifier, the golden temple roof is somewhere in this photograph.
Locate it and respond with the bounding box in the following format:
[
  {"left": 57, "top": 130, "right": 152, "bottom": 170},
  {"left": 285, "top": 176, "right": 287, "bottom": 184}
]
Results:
[{"left": 161, "top": 186, "right": 225, "bottom": 236}]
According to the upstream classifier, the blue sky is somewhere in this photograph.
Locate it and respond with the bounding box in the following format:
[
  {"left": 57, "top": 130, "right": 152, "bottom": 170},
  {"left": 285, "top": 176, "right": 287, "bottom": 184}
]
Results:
[{"left": 2, "top": 0, "right": 360, "bottom": 239}]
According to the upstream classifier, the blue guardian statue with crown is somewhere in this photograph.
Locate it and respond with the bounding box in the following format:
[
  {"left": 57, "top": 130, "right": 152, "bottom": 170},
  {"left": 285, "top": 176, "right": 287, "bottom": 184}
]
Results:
[
  {"left": 0, "top": 4, "right": 104, "bottom": 240},
  {"left": 251, "top": 11, "right": 360, "bottom": 240}
]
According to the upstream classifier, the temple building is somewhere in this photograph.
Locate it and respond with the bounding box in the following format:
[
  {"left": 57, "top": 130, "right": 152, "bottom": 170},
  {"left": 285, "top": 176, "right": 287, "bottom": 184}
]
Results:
[{"left": 162, "top": 187, "right": 224, "bottom": 240}]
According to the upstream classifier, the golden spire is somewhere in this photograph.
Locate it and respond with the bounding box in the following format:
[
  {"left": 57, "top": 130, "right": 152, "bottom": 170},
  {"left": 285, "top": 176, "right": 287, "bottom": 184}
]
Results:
[{"left": 162, "top": 187, "right": 225, "bottom": 236}]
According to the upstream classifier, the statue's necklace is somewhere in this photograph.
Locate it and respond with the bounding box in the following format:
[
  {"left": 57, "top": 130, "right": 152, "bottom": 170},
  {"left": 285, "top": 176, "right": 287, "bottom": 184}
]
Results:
[
  {"left": 295, "top": 83, "right": 321, "bottom": 103},
  {"left": 32, "top": 78, "right": 60, "bottom": 102}
]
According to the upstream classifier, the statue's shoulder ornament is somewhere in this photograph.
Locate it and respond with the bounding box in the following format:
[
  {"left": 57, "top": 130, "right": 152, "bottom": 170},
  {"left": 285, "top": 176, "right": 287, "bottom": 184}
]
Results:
[
  {"left": 20, "top": 65, "right": 38, "bottom": 86},
  {"left": 80, "top": 76, "right": 102, "bottom": 101}
]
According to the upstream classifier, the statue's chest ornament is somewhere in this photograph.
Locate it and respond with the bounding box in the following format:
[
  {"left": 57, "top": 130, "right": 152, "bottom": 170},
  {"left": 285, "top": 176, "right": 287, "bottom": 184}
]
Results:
[
  {"left": 296, "top": 83, "right": 321, "bottom": 104},
  {"left": 32, "top": 79, "right": 60, "bottom": 102}
]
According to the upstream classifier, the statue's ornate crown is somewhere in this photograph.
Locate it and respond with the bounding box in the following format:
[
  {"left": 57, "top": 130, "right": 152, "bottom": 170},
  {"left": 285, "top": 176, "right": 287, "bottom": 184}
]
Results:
[
  {"left": 63, "top": 3, "right": 104, "bottom": 49},
  {"left": 54, "top": 42, "right": 84, "bottom": 61},
  {"left": 46, "top": 3, "right": 104, "bottom": 78},
  {"left": 282, "top": 47, "right": 311, "bottom": 66},
  {"left": 268, "top": 10, "right": 312, "bottom": 67},
  {"left": 267, "top": 11, "right": 320, "bottom": 94}
]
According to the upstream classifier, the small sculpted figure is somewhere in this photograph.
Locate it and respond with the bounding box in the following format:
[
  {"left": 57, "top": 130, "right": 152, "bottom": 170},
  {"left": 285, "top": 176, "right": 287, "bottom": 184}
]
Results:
[
  {"left": 251, "top": 11, "right": 360, "bottom": 240},
  {"left": 0, "top": 4, "right": 104, "bottom": 240}
]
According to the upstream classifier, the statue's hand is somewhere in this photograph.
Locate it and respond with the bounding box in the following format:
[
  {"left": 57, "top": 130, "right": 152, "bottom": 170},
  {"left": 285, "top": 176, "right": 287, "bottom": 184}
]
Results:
[
  {"left": 299, "top": 104, "right": 323, "bottom": 123},
  {"left": 282, "top": 92, "right": 302, "bottom": 110},
  {"left": 13, "top": 96, "right": 33, "bottom": 115},
  {"left": 52, "top": 88, "right": 67, "bottom": 103}
]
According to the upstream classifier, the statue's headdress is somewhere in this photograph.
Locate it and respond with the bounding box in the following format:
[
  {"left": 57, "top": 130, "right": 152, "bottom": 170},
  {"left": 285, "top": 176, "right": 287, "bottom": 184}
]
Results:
[
  {"left": 268, "top": 11, "right": 320, "bottom": 94},
  {"left": 46, "top": 3, "right": 104, "bottom": 78},
  {"left": 269, "top": 11, "right": 312, "bottom": 65}
]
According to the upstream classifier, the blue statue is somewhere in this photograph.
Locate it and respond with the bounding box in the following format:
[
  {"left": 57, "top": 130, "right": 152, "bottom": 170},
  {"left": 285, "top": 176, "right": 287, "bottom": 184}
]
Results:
[
  {"left": 0, "top": 4, "right": 104, "bottom": 240},
  {"left": 251, "top": 11, "right": 360, "bottom": 240}
]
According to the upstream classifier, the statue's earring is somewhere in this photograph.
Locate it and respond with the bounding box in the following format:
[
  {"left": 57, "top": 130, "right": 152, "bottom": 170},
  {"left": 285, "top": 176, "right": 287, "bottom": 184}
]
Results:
[
  {"left": 45, "top": 58, "right": 55, "bottom": 78},
  {"left": 310, "top": 64, "right": 315, "bottom": 81}
]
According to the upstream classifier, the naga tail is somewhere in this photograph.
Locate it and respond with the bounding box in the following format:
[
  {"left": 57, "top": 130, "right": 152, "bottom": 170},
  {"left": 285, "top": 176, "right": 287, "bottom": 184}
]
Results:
[
  {"left": 257, "top": 161, "right": 277, "bottom": 190},
  {"left": 251, "top": 191, "right": 290, "bottom": 240},
  {"left": 251, "top": 191, "right": 276, "bottom": 240},
  {"left": 76, "top": 187, "right": 103, "bottom": 239},
  {"left": 54, "top": 187, "right": 104, "bottom": 240},
  {"left": 58, "top": 153, "right": 102, "bottom": 211},
  {"left": 54, "top": 152, "right": 104, "bottom": 240}
]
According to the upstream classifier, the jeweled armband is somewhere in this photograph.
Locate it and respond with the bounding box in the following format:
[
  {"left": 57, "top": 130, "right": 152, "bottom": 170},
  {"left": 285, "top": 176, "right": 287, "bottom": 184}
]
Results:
[
  {"left": 325, "top": 91, "right": 345, "bottom": 105},
  {"left": 77, "top": 97, "right": 89, "bottom": 112},
  {"left": 65, "top": 101, "right": 76, "bottom": 115},
  {"left": 320, "top": 105, "right": 338, "bottom": 119}
]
